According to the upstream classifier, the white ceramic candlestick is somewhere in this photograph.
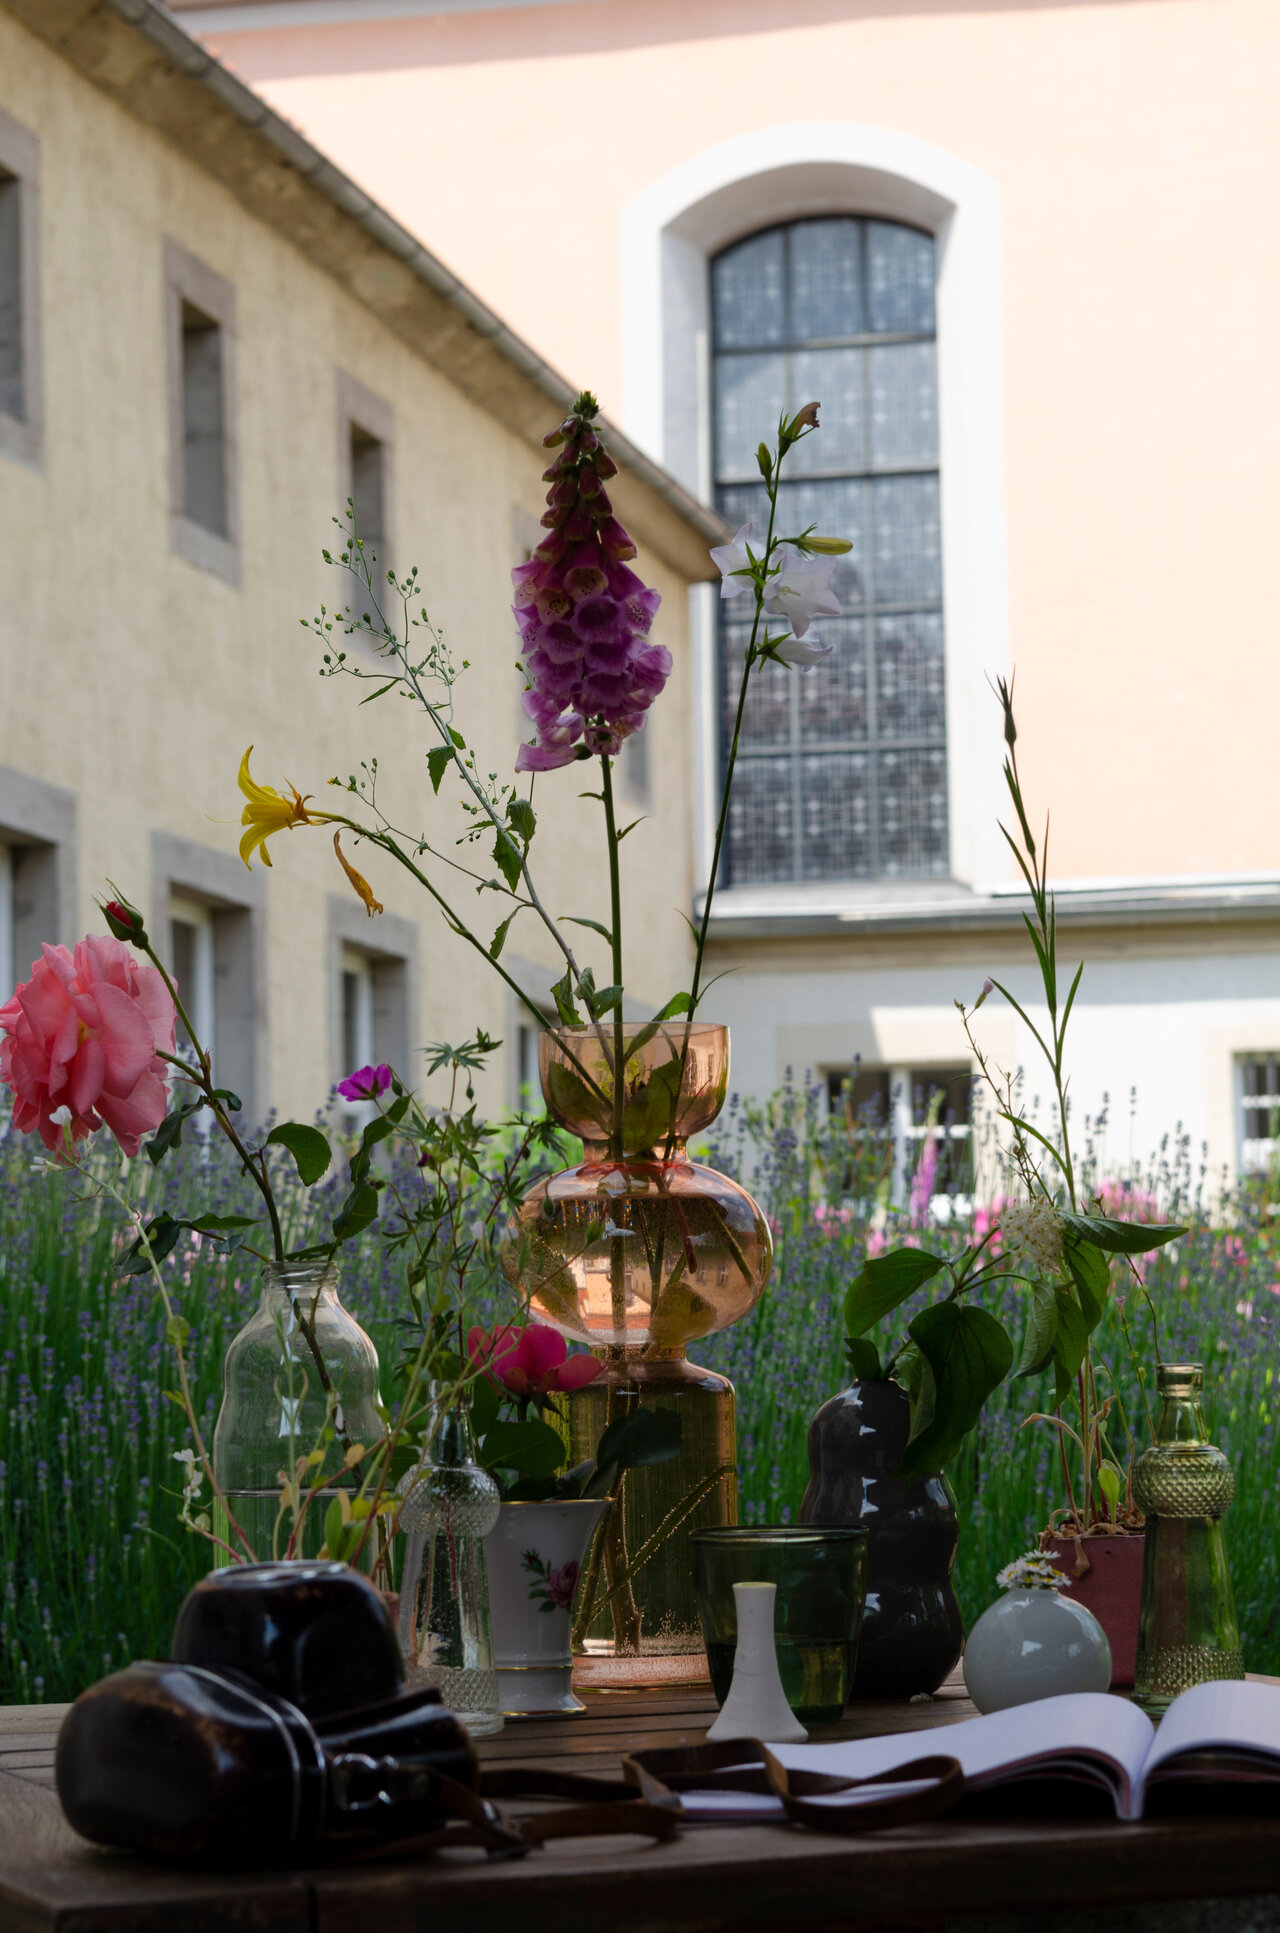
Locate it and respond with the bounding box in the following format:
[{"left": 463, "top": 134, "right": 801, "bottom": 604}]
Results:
[{"left": 705, "top": 1582, "right": 808, "bottom": 1744}]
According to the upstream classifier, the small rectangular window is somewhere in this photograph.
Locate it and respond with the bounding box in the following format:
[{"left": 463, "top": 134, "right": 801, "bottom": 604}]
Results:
[
  {"left": 350, "top": 425, "right": 386, "bottom": 561},
  {"left": 169, "top": 896, "right": 217, "bottom": 1062},
  {"left": 0, "top": 170, "right": 22, "bottom": 424},
  {"left": 181, "top": 302, "right": 228, "bottom": 537},
  {"left": 1240, "top": 1055, "right": 1280, "bottom": 1175}
]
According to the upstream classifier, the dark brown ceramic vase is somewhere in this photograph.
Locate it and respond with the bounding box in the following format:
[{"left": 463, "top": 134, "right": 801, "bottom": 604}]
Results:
[{"left": 800, "top": 1380, "right": 963, "bottom": 1699}]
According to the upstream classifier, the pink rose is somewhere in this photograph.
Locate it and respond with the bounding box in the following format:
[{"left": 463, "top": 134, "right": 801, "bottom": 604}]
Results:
[
  {"left": 467, "top": 1322, "right": 602, "bottom": 1398},
  {"left": 0, "top": 935, "right": 177, "bottom": 1156},
  {"left": 545, "top": 1560, "right": 579, "bottom": 1610}
]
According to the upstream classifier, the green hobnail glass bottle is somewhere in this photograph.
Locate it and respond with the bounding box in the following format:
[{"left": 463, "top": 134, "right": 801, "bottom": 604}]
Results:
[{"left": 1132, "top": 1362, "right": 1244, "bottom": 1715}]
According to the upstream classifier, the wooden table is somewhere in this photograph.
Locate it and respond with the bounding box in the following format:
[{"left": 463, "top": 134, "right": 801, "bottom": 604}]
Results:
[{"left": 4, "top": 1673, "right": 1280, "bottom": 1932}]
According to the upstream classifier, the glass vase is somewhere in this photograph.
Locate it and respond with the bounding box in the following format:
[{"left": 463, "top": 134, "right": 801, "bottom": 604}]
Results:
[
  {"left": 396, "top": 1384, "right": 503, "bottom": 1737},
  {"left": 212, "top": 1260, "right": 384, "bottom": 1565},
  {"left": 507, "top": 1021, "right": 772, "bottom": 1684},
  {"left": 1132, "top": 1361, "right": 1244, "bottom": 1715}
]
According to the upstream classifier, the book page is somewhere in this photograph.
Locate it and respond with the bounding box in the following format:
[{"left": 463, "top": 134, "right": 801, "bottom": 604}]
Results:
[
  {"left": 1142, "top": 1680, "right": 1280, "bottom": 1798},
  {"left": 678, "top": 1693, "right": 1155, "bottom": 1823}
]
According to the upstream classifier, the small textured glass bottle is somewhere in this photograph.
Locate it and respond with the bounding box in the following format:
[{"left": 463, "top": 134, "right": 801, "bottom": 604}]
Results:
[
  {"left": 1132, "top": 1362, "right": 1244, "bottom": 1715},
  {"left": 212, "top": 1260, "right": 384, "bottom": 1563},
  {"left": 397, "top": 1386, "right": 503, "bottom": 1737}
]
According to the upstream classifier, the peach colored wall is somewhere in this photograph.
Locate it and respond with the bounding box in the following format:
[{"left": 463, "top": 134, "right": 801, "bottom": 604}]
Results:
[{"left": 204, "top": 0, "right": 1280, "bottom": 884}]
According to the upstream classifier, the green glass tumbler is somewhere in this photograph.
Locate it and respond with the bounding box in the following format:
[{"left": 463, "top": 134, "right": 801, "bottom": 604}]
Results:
[{"left": 691, "top": 1526, "right": 868, "bottom": 1726}]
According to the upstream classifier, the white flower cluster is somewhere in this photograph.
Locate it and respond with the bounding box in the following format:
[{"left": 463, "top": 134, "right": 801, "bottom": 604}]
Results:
[
  {"left": 1001, "top": 1198, "right": 1065, "bottom": 1273},
  {"left": 997, "top": 1552, "right": 1071, "bottom": 1592}
]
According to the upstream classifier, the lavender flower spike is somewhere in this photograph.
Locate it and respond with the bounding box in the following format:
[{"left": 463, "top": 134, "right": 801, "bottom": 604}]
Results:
[{"left": 513, "top": 393, "right": 669, "bottom": 773}]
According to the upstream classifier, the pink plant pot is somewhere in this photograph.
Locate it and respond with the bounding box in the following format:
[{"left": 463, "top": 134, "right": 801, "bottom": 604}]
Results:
[{"left": 1046, "top": 1532, "right": 1145, "bottom": 1689}]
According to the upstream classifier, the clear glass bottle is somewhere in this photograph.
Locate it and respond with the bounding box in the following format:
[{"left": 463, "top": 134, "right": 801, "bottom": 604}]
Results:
[
  {"left": 212, "top": 1260, "right": 385, "bottom": 1564},
  {"left": 1132, "top": 1361, "right": 1244, "bottom": 1715},
  {"left": 396, "top": 1384, "right": 503, "bottom": 1737}
]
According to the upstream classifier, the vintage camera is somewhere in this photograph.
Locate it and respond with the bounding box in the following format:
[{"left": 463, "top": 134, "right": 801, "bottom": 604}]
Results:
[{"left": 56, "top": 1562, "right": 478, "bottom": 1868}]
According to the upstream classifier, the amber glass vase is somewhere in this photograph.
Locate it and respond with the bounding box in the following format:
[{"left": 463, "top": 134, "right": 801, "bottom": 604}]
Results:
[{"left": 508, "top": 1021, "right": 771, "bottom": 1683}]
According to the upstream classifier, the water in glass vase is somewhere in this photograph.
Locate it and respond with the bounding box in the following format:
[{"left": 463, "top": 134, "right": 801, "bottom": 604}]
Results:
[
  {"left": 568, "top": 1353, "right": 737, "bottom": 1670},
  {"left": 211, "top": 1261, "right": 385, "bottom": 1566}
]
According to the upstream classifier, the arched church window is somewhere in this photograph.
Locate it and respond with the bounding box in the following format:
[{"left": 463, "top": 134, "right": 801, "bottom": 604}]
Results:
[{"left": 712, "top": 217, "right": 948, "bottom": 884}]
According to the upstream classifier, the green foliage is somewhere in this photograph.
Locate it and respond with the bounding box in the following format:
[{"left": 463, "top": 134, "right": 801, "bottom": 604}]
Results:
[
  {"left": 265, "top": 1123, "right": 332, "bottom": 1186},
  {"left": 844, "top": 1249, "right": 946, "bottom": 1338}
]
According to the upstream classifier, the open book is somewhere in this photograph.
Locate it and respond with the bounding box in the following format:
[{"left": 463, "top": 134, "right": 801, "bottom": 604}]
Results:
[{"left": 680, "top": 1681, "right": 1280, "bottom": 1824}]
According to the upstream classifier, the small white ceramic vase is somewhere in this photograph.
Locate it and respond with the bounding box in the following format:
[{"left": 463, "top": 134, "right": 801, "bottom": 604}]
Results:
[
  {"left": 963, "top": 1585, "right": 1112, "bottom": 1714},
  {"left": 484, "top": 1498, "right": 609, "bottom": 1715},
  {"left": 705, "top": 1582, "right": 808, "bottom": 1744}
]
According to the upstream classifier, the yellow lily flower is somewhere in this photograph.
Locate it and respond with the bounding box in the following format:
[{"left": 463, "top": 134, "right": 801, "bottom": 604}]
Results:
[
  {"left": 237, "top": 747, "right": 317, "bottom": 868},
  {"left": 333, "top": 832, "right": 384, "bottom": 917}
]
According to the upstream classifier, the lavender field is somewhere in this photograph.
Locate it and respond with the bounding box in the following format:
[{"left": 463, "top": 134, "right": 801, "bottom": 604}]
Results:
[{"left": 3, "top": 1087, "right": 1278, "bottom": 1702}]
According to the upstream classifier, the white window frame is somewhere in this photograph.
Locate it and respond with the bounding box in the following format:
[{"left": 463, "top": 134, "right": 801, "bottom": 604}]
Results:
[
  {"left": 165, "top": 239, "right": 239, "bottom": 586},
  {"left": 619, "top": 123, "right": 1011, "bottom": 901},
  {"left": 169, "top": 895, "right": 217, "bottom": 1064},
  {"left": 339, "top": 944, "right": 378, "bottom": 1132},
  {"left": 0, "top": 106, "right": 41, "bottom": 471},
  {"left": 1238, "top": 1053, "right": 1280, "bottom": 1178}
]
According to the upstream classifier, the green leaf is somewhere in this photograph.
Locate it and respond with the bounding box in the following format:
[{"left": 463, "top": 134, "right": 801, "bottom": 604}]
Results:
[
  {"left": 427, "top": 745, "right": 452, "bottom": 793},
  {"left": 332, "top": 1180, "right": 380, "bottom": 1243},
  {"left": 468, "top": 1374, "right": 502, "bottom": 1439},
  {"left": 1064, "top": 1234, "right": 1110, "bottom": 1330},
  {"left": 897, "top": 1303, "right": 1014, "bottom": 1476},
  {"left": 897, "top": 1342, "right": 936, "bottom": 1446},
  {"left": 144, "top": 1098, "right": 204, "bottom": 1166},
  {"left": 1015, "top": 1283, "right": 1059, "bottom": 1378},
  {"left": 1052, "top": 1286, "right": 1090, "bottom": 1380},
  {"left": 501, "top": 1475, "right": 561, "bottom": 1503},
  {"left": 1098, "top": 1463, "right": 1123, "bottom": 1513},
  {"left": 844, "top": 1248, "right": 948, "bottom": 1340},
  {"left": 595, "top": 1407, "right": 682, "bottom": 1473},
  {"left": 117, "top": 1214, "right": 184, "bottom": 1277},
  {"left": 550, "top": 969, "right": 582, "bottom": 1027},
  {"left": 449, "top": 727, "right": 466, "bottom": 749},
  {"left": 189, "top": 1213, "right": 260, "bottom": 1235},
  {"left": 1059, "top": 1211, "right": 1186, "bottom": 1256},
  {"left": 490, "top": 913, "right": 517, "bottom": 961},
  {"left": 844, "top": 1337, "right": 883, "bottom": 1381},
  {"left": 209, "top": 1087, "right": 243, "bottom": 1114},
  {"left": 506, "top": 797, "right": 536, "bottom": 843},
  {"left": 166, "top": 1315, "right": 190, "bottom": 1347},
  {"left": 561, "top": 915, "right": 614, "bottom": 946},
  {"left": 479, "top": 1418, "right": 565, "bottom": 1478},
  {"left": 588, "top": 983, "right": 624, "bottom": 1019},
  {"left": 492, "top": 830, "right": 522, "bottom": 892},
  {"left": 267, "top": 1123, "right": 332, "bottom": 1186}
]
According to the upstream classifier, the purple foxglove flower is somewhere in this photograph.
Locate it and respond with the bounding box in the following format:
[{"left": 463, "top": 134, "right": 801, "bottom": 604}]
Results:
[{"left": 513, "top": 395, "right": 667, "bottom": 770}]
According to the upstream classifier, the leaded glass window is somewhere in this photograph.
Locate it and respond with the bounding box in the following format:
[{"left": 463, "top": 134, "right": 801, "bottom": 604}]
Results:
[{"left": 712, "top": 218, "right": 948, "bottom": 885}]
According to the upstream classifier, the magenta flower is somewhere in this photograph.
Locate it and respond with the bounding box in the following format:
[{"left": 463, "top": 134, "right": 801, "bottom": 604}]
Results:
[
  {"left": 468, "top": 1321, "right": 602, "bottom": 1398},
  {"left": 337, "top": 1063, "right": 391, "bottom": 1102},
  {"left": 513, "top": 395, "right": 669, "bottom": 772}
]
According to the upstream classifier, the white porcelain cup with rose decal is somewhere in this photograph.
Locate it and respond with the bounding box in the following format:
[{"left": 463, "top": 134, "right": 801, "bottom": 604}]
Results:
[{"left": 484, "top": 1498, "right": 611, "bottom": 1714}]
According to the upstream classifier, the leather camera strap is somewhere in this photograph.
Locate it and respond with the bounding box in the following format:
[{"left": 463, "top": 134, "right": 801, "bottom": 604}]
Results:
[
  {"left": 622, "top": 1739, "right": 966, "bottom": 1835},
  {"left": 355, "top": 1742, "right": 962, "bottom": 1862}
]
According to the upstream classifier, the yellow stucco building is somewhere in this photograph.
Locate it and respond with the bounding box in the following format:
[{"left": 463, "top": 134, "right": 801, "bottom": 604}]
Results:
[
  {"left": 155, "top": 0, "right": 1280, "bottom": 1191},
  {"left": 0, "top": 0, "right": 722, "bottom": 1124}
]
